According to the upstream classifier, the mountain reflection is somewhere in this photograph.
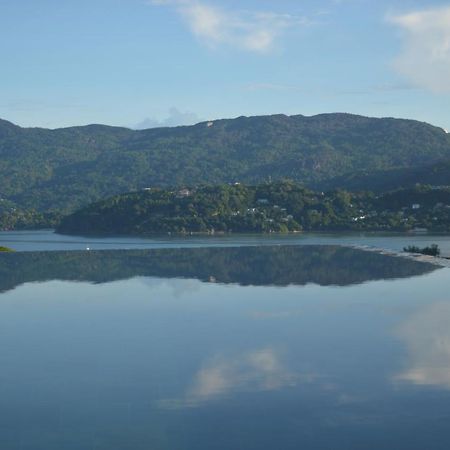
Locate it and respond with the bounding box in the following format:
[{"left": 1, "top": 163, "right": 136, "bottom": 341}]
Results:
[{"left": 0, "top": 245, "right": 437, "bottom": 293}]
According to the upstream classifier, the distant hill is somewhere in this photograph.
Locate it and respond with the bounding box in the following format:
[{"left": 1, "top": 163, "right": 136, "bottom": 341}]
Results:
[{"left": 1, "top": 113, "right": 450, "bottom": 213}]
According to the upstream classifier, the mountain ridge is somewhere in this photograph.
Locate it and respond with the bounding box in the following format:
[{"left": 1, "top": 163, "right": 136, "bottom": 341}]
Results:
[
  {"left": 2, "top": 112, "right": 447, "bottom": 133},
  {"left": 1, "top": 112, "right": 449, "bottom": 213}
]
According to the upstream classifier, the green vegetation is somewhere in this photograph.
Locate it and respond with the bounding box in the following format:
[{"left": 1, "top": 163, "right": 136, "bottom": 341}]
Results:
[
  {"left": 404, "top": 244, "right": 441, "bottom": 256},
  {"left": 1, "top": 113, "right": 450, "bottom": 216},
  {"left": 57, "top": 181, "right": 450, "bottom": 235},
  {"left": 321, "top": 159, "right": 450, "bottom": 192},
  {"left": 0, "top": 199, "right": 61, "bottom": 230},
  {"left": 0, "top": 246, "right": 437, "bottom": 294},
  {"left": 0, "top": 246, "right": 13, "bottom": 252}
]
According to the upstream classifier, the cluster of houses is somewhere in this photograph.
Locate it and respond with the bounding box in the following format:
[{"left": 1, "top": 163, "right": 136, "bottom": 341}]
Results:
[
  {"left": 232, "top": 200, "right": 295, "bottom": 223},
  {"left": 143, "top": 187, "right": 193, "bottom": 198}
]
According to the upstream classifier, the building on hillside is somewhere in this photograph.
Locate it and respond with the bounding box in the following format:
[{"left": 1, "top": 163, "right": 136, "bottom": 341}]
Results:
[{"left": 177, "top": 188, "right": 192, "bottom": 198}]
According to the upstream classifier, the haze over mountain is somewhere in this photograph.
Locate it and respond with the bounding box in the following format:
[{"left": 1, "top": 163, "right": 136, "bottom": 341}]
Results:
[{"left": 1, "top": 113, "right": 450, "bottom": 213}]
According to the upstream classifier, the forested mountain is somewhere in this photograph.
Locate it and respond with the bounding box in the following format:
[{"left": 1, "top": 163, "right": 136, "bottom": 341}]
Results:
[
  {"left": 57, "top": 182, "right": 450, "bottom": 235},
  {"left": 1, "top": 113, "right": 450, "bottom": 213},
  {"left": 0, "top": 199, "right": 60, "bottom": 231}
]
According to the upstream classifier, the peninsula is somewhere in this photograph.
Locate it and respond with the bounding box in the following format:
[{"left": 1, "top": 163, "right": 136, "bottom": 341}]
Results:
[{"left": 57, "top": 182, "right": 450, "bottom": 235}]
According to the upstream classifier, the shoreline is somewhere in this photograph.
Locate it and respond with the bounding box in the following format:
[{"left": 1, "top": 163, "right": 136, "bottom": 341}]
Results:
[
  {"left": 0, "top": 238, "right": 448, "bottom": 268},
  {"left": 11, "top": 228, "right": 450, "bottom": 238},
  {"left": 351, "top": 244, "right": 450, "bottom": 268},
  {"left": 1, "top": 230, "right": 450, "bottom": 266}
]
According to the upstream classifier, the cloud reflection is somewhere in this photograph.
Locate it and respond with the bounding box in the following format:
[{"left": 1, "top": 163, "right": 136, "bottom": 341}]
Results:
[
  {"left": 137, "top": 277, "right": 202, "bottom": 298},
  {"left": 162, "top": 348, "right": 307, "bottom": 408},
  {"left": 395, "top": 301, "right": 450, "bottom": 388}
]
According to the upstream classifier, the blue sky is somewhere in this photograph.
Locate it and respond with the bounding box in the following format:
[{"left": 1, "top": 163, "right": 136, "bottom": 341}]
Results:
[{"left": 1, "top": 0, "right": 450, "bottom": 130}]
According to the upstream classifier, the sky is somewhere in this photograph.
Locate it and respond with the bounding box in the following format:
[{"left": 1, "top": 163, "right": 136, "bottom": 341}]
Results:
[{"left": 1, "top": 0, "right": 450, "bottom": 130}]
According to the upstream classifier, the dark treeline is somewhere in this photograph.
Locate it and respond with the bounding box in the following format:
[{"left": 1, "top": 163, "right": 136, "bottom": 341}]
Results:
[{"left": 404, "top": 244, "right": 441, "bottom": 256}]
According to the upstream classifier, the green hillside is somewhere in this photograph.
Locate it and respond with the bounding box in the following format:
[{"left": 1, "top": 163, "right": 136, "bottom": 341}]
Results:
[
  {"left": 1, "top": 113, "right": 450, "bottom": 214},
  {"left": 57, "top": 182, "right": 450, "bottom": 235},
  {"left": 321, "top": 159, "right": 450, "bottom": 192}
]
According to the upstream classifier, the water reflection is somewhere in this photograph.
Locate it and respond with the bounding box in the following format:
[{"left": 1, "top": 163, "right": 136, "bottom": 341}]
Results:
[
  {"left": 1, "top": 247, "right": 449, "bottom": 449},
  {"left": 0, "top": 245, "right": 437, "bottom": 293},
  {"left": 164, "top": 348, "right": 300, "bottom": 408},
  {"left": 396, "top": 301, "right": 450, "bottom": 388}
]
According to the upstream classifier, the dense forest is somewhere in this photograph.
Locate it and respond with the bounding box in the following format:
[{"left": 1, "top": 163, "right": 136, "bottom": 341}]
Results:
[
  {"left": 321, "top": 159, "right": 450, "bottom": 192},
  {"left": 57, "top": 181, "right": 450, "bottom": 235},
  {"left": 0, "top": 199, "right": 60, "bottom": 230},
  {"left": 0, "top": 246, "right": 437, "bottom": 293},
  {"left": 1, "top": 113, "right": 450, "bottom": 215}
]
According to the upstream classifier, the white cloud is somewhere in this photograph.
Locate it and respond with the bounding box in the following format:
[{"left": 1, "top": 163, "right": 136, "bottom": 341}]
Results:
[
  {"left": 388, "top": 6, "right": 450, "bottom": 93},
  {"left": 134, "top": 107, "right": 201, "bottom": 129},
  {"left": 150, "top": 0, "right": 309, "bottom": 53}
]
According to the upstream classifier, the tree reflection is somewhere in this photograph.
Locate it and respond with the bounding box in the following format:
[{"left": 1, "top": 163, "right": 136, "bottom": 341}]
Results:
[{"left": 0, "top": 245, "right": 438, "bottom": 294}]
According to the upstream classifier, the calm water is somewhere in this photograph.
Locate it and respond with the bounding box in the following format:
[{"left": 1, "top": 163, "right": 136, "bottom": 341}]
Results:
[
  {"left": 0, "top": 246, "right": 449, "bottom": 449},
  {"left": 2, "top": 230, "right": 450, "bottom": 256}
]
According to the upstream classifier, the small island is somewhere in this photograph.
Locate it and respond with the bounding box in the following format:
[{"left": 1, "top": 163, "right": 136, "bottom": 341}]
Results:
[
  {"left": 0, "top": 246, "right": 14, "bottom": 252},
  {"left": 404, "top": 244, "right": 441, "bottom": 257},
  {"left": 57, "top": 181, "right": 450, "bottom": 235}
]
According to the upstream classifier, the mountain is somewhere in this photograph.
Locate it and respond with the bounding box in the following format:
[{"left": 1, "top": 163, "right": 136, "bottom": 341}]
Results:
[{"left": 1, "top": 113, "right": 450, "bottom": 213}]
